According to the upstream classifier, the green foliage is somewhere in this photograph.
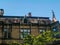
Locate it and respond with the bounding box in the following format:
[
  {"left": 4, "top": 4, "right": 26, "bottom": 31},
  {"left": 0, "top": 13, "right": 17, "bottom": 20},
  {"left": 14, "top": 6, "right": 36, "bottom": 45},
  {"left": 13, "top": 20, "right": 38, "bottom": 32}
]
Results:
[
  {"left": 53, "top": 31, "right": 60, "bottom": 40},
  {"left": 53, "top": 31, "right": 60, "bottom": 36},
  {"left": 8, "top": 30, "right": 60, "bottom": 45},
  {"left": 34, "top": 30, "right": 54, "bottom": 45},
  {"left": 9, "top": 41, "right": 20, "bottom": 45},
  {"left": 42, "top": 30, "right": 54, "bottom": 42},
  {"left": 23, "top": 35, "right": 34, "bottom": 45},
  {"left": 23, "top": 30, "right": 55, "bottom": 45}
]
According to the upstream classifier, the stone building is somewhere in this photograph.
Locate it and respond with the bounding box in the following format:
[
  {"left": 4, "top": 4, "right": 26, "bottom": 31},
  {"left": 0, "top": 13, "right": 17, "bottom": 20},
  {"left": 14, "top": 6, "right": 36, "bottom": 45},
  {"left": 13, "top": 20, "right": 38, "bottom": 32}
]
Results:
[{"left": 0, "top": 9, "right": 59, "bottom": 44}]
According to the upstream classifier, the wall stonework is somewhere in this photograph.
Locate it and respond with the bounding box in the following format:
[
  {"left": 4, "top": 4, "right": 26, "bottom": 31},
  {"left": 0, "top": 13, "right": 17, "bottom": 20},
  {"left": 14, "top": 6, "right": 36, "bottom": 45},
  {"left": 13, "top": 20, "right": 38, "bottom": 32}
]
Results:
[{"left": 0, "top": 15, "right": 59, "bottom": 44}]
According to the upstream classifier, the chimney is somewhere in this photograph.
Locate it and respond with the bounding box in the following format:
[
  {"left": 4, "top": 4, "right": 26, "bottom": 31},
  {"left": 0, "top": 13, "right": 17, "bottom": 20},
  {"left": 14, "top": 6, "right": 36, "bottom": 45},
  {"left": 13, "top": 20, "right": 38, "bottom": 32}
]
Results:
[
  {"left": 28, "top": 12, "right": 32, "bottom": 17},
  {"left": 0, "top": 9, "right": 4, "bottom": 16}
]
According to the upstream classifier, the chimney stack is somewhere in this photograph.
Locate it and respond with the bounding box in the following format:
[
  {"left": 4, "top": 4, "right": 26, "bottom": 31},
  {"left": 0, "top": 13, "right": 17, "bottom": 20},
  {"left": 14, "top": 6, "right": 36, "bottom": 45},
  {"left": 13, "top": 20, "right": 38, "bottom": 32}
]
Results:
[
  {"left": 0, "top": 9, "right": 4, "bottom": 16},
  {"left": 28, "top": 12, "right": 32, "bottom": 17}
]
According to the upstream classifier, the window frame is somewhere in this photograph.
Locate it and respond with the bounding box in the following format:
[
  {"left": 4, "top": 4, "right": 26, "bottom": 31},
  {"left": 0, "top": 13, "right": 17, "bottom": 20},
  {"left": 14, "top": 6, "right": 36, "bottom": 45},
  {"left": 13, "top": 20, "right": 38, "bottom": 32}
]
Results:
[
  {"left": 39, "top": 28, "right": 46, "bottom": 33},
  {"left": 20, "top": 28, "right": 31, "bottom": 39},
  {"left": 52, "top": 27, "right": 57, "bottom": 32},
  {"left": 3, "top": 24, "right": 12, "bottom": 39}
]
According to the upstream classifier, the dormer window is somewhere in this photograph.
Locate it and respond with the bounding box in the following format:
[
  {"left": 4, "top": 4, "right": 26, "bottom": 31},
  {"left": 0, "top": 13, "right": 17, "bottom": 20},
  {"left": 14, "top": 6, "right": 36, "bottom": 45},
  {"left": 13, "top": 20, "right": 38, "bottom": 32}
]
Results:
[
  {"left": 24, "top": 18, "right": 27, "bottom": 23},
  {"left": 23, "top": 15, "right": 28, "bottom": 23}
]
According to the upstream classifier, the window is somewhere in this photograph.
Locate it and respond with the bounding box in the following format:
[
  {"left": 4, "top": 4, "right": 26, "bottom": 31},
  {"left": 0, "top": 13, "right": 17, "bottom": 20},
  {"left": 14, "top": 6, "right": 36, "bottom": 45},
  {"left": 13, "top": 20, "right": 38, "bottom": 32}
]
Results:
[
  {"left": 3, "top": 25, "right": 12, "bottom": 39},
  {"left": 39, "top": 29, "right": 45, "bottom": 33},
  {"left": 52, "top": 27, "right": 57, "bottom": 37},
  {"left": 3, "top": 28, "right": 7, "bottom": 38},
  {"left": 53, "top": 28, "right": 57, "bottom": 32},
  {"left": 24, "top": 18, "right": 28, "bottom": 23},
  {"left": 20, "top": 29, "right": 30, "bottom": 39},
  {"left": 3, "top": 29, "right": 11, "bottom": 39},
  {"left": 23, "top": 16, "right": 28, "bottom": 23},
  {"left": 4, "top": 29, "right": 10, "bottom": 38}
]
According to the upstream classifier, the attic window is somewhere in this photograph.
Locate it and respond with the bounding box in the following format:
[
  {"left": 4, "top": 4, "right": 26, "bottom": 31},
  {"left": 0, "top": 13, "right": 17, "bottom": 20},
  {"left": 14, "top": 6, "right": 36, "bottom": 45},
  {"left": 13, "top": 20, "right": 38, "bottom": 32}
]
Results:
[
  {"left": 24, "top": 18, "right": 27, "bottom": 23},
  {"left": 23, "top": 15, "right": 28, "bottom": 23}
]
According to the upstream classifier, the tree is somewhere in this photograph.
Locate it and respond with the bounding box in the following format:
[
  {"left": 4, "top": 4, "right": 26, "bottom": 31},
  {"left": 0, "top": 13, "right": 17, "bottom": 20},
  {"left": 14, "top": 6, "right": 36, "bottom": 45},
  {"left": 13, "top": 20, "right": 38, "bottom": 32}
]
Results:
[
  {"left": 23, "top": 30, "right": 55, "bottom": 45},
  {"left": 23, "top": 35, "right": 34, "bottom": 45},
  {"left": 42, "top": 30, "right": 54, "bottom": 44}
]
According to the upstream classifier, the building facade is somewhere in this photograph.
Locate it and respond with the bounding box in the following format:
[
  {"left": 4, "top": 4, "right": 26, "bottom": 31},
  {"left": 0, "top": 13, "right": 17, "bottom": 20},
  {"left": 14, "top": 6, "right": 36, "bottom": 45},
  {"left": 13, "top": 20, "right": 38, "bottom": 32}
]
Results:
[{"left": 0, "top": 9, "right": 59, "bottom": 44}]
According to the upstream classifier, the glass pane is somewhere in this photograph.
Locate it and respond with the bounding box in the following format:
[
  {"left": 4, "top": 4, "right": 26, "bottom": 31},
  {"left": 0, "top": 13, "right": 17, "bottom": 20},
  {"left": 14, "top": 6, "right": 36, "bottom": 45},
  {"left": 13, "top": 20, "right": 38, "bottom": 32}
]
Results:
[
  {"left": 24, "top": 35, "right": 26, "bottom": 38},
  {"left": 24, "top": 32, "right": 27, "bottom": 35},
  {"left": 39, "top": 29, "right": 43, "bottom": 32},
  {"left": 8, "top": 32, "right": 11, "bottom": 38},
  {"left": 24, "top": 34, "right": 27, "bottom": 38},
  {"left": 53, "top": 28, "right": 56, "bottom": 31},
  {"left": 24, "top": 29, "right": 27, "bottom": 32},
  {"left": 43, "top": 30, "right": 45, "bottom": 32},
  {"left": 4, "top": 29, "right": 7, "bottom": 32},
  {"left": 28, "top": 30, "right": 30, "bottom": 32},
  {"left": 20, "top": 34, "right": 23, "bottom": 39},
  {"left": 20, "top": 30, "right": 23, "bottom": 32},
  {"left": 21, "top": 32, "right": 24, "bottom": 35},
  {"left": 4, "top": 32, "right": 7, "bottom": 38},
  {"left": 20, "top": 29, "right": 30, "bottom": 39},
  {"left": 28, "top": 33, "right": 30, "bottom": 35},
  {"left": 24, "top": 18, "right": 27, "bottom": 23}
]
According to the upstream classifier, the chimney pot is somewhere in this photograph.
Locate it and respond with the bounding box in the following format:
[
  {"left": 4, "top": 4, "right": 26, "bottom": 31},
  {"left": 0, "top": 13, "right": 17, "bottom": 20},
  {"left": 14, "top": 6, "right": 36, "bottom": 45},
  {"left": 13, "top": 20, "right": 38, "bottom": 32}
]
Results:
[
  {"left": 28, "top": 12, "right": 32, "bottom": 17},
  {"left": 0, "top": 9, "right": 4, "bottom": 16}
]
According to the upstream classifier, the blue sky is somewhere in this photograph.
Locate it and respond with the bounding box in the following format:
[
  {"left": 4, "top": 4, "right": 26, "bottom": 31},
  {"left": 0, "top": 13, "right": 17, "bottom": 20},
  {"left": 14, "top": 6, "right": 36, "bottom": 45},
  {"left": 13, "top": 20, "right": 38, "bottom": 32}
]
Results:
[{"left": 0, "top": 0, "right": 60, "bottom": 21}]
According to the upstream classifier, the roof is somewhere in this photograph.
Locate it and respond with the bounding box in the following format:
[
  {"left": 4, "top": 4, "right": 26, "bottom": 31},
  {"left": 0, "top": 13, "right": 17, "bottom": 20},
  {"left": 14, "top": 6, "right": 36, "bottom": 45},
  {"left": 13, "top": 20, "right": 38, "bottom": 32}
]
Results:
[{"left": 0, "top": 16, "right": 49, "bottom": 19}]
